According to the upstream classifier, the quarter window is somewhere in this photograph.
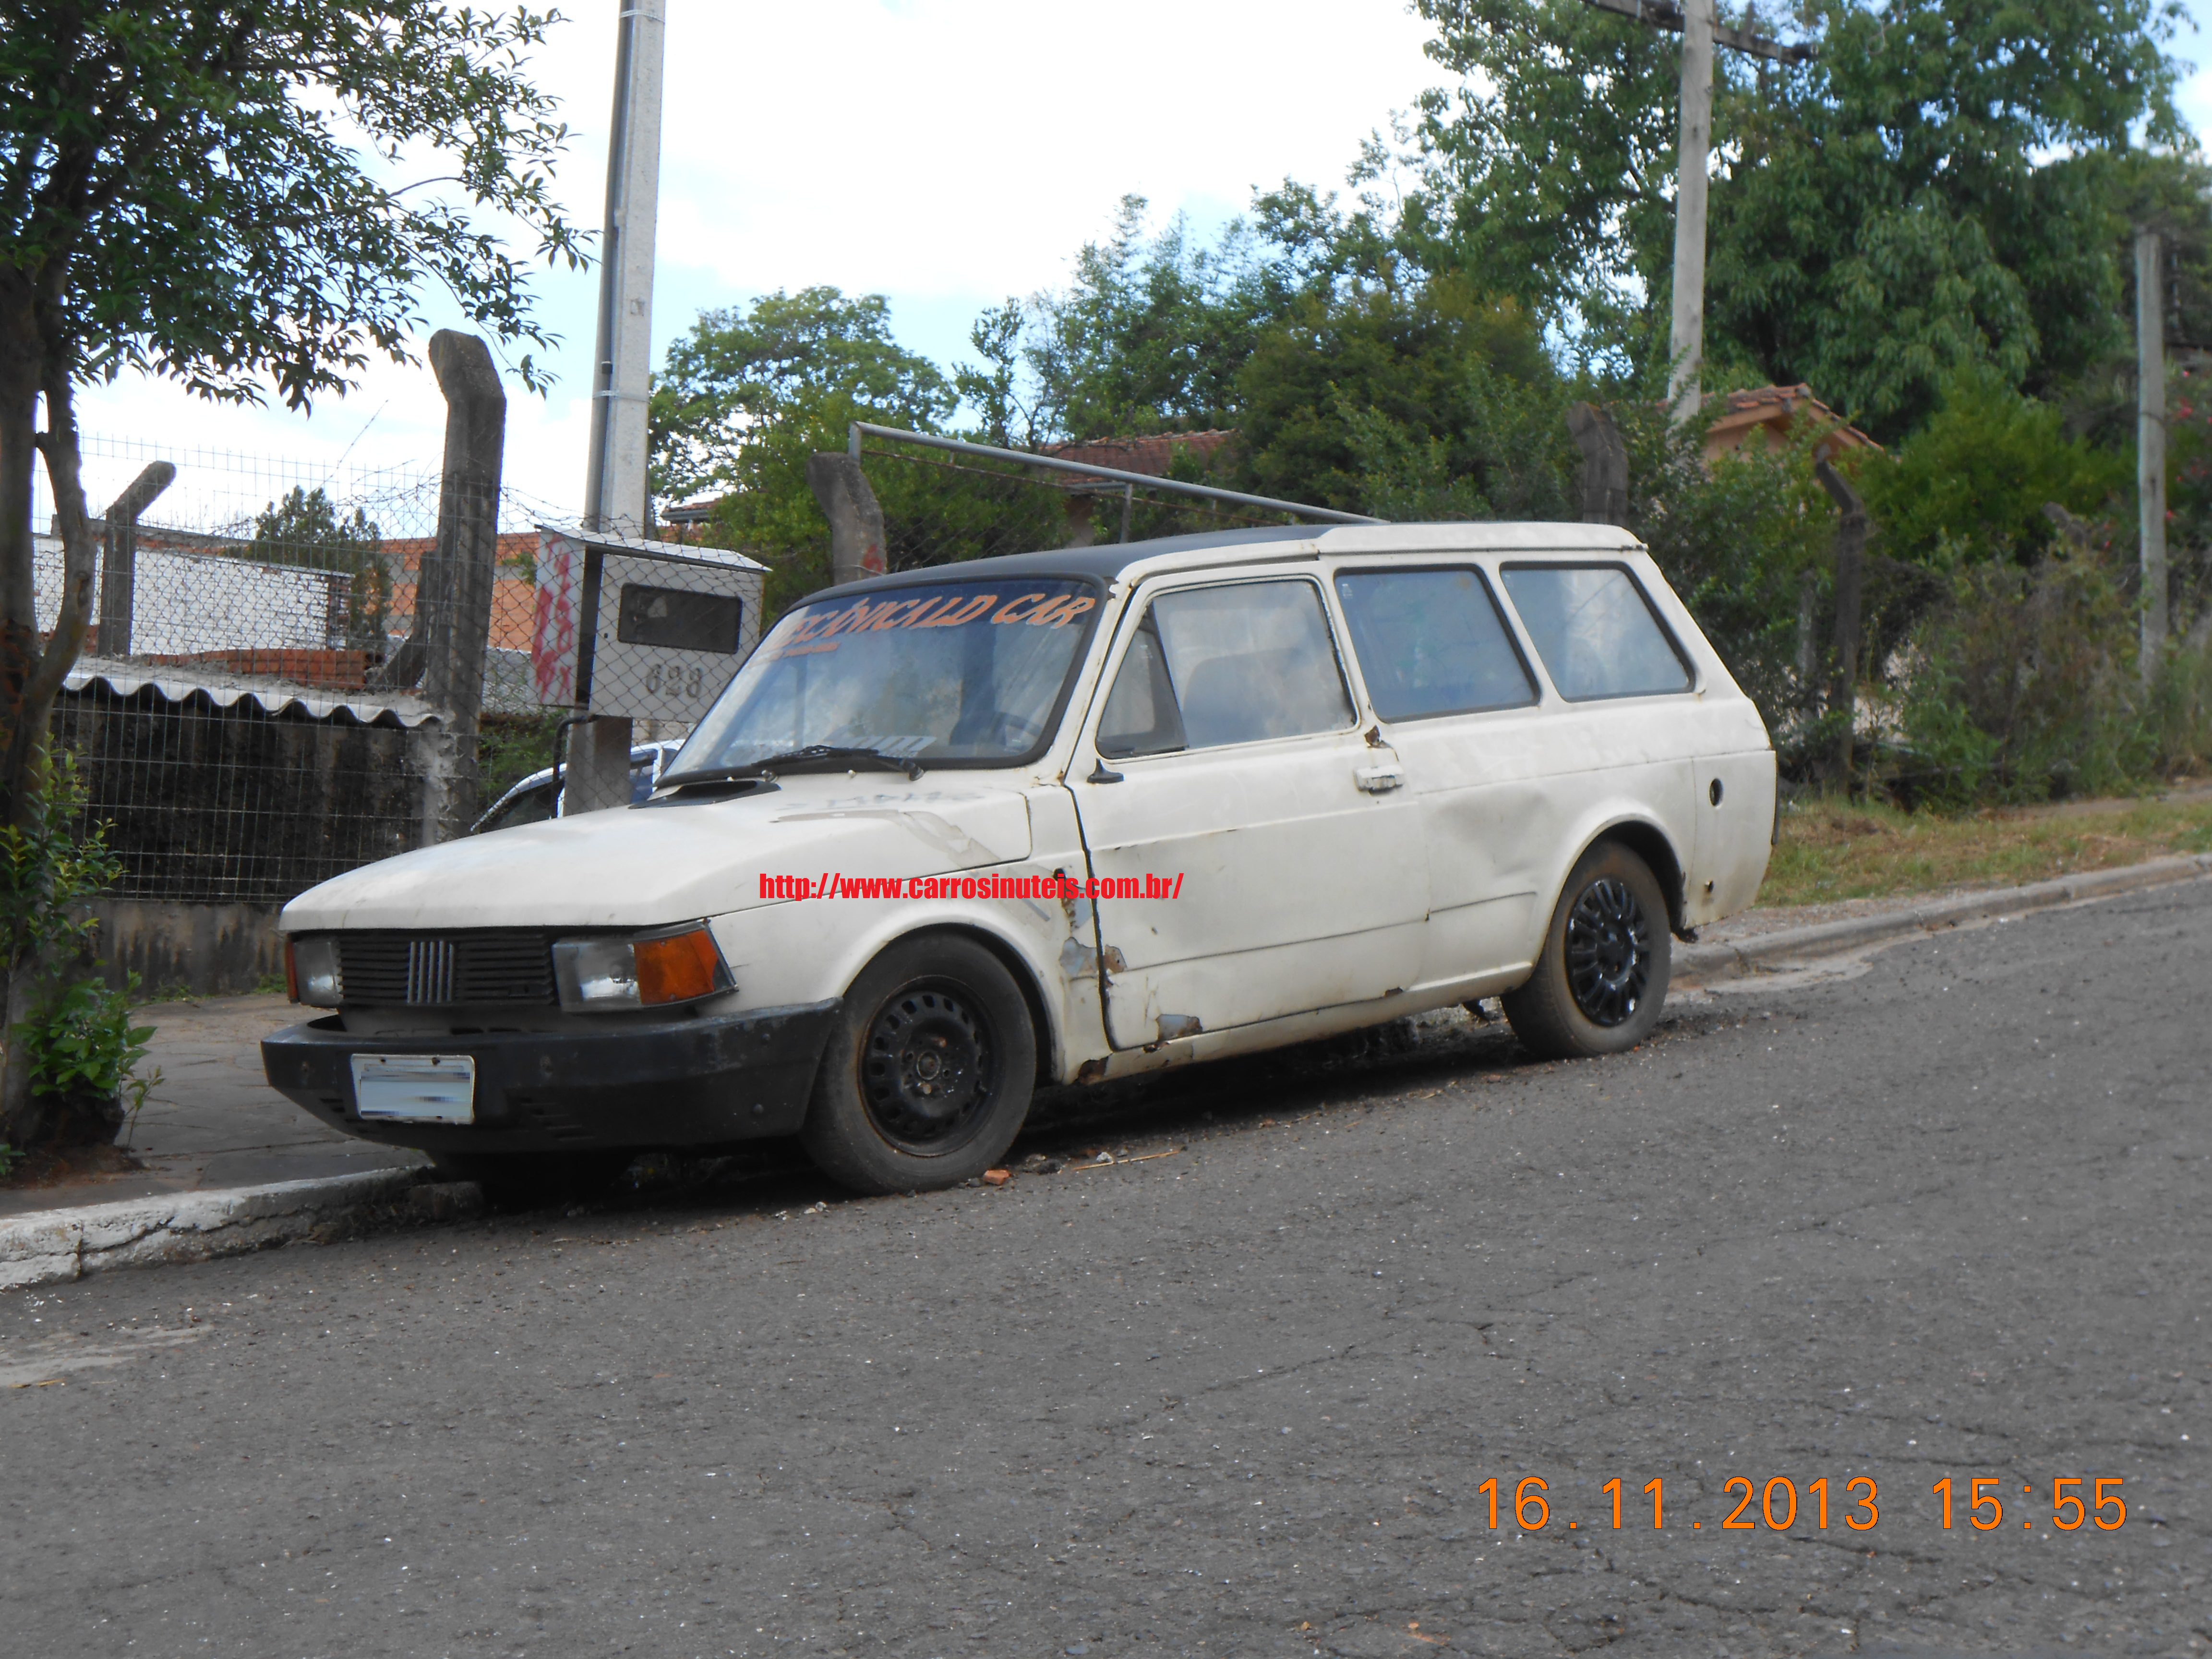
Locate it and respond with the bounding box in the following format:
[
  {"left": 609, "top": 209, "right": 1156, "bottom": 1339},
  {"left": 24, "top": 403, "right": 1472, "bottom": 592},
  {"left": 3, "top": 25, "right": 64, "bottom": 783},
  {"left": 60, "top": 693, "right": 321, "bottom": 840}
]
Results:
[
  {"left": 1500, "top": 565, "right": 1692, "bottom": 700},
  {"left": 1096, "top": 579, "right": 1354, "bottom": 756},
  {"left": 1334, "top": 566, "right": 1537, "bottom": 721}
]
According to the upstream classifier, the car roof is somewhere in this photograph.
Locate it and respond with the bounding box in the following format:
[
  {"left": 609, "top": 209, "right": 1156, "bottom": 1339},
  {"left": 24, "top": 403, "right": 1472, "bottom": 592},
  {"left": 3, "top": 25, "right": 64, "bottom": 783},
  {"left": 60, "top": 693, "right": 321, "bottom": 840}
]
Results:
[{"left": 808, "top": 521, "right": 1646, "bottom": 602}]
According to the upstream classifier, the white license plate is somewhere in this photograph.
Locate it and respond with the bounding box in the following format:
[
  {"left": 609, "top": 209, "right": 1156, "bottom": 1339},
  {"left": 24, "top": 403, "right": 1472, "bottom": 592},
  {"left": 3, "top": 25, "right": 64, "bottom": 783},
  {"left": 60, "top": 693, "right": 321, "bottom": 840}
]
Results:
[{"left": 351, "top": 1054, "right": 477, "bottom": 1124}]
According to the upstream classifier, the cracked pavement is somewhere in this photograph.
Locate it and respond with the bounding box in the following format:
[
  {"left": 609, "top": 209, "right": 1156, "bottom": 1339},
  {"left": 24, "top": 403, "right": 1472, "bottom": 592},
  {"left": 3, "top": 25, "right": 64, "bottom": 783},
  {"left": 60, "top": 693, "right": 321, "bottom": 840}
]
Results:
[{"left": 0, "top": 881, "right": 2205, "bottom": 1656}]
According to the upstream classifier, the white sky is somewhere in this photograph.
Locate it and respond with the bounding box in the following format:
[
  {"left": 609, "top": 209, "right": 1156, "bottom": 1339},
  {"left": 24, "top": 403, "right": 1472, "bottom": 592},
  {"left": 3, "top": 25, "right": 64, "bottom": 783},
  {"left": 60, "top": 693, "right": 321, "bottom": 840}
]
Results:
[
  {"left": 63, "top": 0, "right": 2212, "bottom": 523},
  {"left": 69, "top": 0, "right": 1440, "bottom": 522}
]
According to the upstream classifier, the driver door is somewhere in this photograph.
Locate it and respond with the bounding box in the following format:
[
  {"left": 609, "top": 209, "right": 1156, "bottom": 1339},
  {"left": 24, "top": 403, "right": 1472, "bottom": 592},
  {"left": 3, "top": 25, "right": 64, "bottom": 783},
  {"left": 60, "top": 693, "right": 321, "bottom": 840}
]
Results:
[{"left": 1070, "top": 573, "right": 1429, "bottom": 1049}]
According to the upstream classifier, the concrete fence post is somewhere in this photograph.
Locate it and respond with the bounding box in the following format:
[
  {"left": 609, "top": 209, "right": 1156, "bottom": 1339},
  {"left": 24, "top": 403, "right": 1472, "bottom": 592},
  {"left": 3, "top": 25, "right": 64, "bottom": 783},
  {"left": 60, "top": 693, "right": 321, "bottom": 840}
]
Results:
[
  {"left": 1566, "top": 403, "right": 1628, "bottom": 527},
  {"left": 807, "top": 452, "right": 888, "bottom": 585},
  {"left": 95, "top": 462, "right": 176, "bottom": 657},
  {"left": 413, "top": 330, "right": 506, "bottom": 842},
  {"left": 1815, "top": 456, "right": 1868, "bottom": 785}
]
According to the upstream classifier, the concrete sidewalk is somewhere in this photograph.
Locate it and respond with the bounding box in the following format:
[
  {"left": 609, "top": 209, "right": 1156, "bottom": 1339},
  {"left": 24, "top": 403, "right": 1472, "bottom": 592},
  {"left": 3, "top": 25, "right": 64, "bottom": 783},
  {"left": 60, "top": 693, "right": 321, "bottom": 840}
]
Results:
[{"left": 0, "top": 994, "right": 421, "bottom": 1223}]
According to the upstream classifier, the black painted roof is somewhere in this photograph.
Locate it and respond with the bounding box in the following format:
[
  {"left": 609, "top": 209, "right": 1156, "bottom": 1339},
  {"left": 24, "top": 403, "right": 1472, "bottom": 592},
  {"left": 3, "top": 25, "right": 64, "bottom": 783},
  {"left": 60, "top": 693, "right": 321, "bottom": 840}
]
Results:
[{"left": 813, "top": 525, "right": 1318, "bottom": 601}]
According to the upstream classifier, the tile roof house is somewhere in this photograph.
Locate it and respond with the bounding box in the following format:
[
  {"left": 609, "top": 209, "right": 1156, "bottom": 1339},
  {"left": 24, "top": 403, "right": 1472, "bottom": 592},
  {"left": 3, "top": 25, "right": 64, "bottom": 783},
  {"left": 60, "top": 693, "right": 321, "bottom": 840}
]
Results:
[{"left": 1702, "top": 385, "right": 1880, "bottom": 462}]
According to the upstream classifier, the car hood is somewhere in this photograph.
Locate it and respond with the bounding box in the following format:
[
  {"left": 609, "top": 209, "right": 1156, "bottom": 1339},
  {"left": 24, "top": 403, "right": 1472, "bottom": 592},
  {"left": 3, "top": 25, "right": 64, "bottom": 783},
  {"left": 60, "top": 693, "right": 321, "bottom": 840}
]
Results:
[{"left": 280, "top": 777, "right": 1035, "bottom": 931}]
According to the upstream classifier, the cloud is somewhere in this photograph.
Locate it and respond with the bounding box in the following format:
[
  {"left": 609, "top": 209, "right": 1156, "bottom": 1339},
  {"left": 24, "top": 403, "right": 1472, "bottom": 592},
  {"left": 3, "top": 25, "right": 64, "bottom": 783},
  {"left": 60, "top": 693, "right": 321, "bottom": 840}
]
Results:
[{"left": 68, "top": 0, "right": 1436, "bottom": 515}]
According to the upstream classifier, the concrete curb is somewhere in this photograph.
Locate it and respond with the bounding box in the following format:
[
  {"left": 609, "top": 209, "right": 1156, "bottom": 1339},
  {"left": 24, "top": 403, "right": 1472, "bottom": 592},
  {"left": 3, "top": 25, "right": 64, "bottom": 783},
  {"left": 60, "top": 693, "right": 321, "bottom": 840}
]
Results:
[
  {"left": 0, "top": 1167, "right": 422, "bottom": 1293},
  {"left": 1676, "top": 852, "right": 2212, "bottom": 989}
]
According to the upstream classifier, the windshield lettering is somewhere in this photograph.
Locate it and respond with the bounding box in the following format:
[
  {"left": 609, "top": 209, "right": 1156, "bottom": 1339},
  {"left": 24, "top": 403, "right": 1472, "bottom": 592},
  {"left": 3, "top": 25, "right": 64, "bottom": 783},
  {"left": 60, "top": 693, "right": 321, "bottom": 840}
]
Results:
[{"left": 665, "top": 577, "right": 1102, "bottom": 775}]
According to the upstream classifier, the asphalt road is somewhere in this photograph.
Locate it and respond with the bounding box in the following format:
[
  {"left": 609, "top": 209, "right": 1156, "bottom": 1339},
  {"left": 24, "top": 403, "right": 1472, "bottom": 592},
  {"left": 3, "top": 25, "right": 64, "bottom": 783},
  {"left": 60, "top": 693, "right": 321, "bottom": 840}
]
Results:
[{"left": 2, "top": 882, "right": 2206, "bottom": 1659}]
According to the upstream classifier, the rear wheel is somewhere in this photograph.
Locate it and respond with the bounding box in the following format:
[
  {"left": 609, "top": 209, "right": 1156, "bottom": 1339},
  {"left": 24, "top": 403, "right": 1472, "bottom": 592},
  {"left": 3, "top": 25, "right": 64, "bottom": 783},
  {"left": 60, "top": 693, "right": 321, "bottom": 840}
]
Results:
[
  {"left": 1503, "top": 840, "right": 1671, "bottom": 1060},
  {"left": 801, "top": 936, "right": 1036, "bottom": 1194}
]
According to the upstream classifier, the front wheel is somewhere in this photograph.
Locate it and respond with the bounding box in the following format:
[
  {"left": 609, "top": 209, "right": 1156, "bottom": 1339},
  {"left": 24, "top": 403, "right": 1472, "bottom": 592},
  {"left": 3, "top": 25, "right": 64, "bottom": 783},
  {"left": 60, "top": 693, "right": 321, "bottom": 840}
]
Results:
[
  {"left": 800, "top": 935, "right": 1036, "bottom": 1194},
  {"left": 1503, "top": 841, "right": 1671, "bottom": 1060}
]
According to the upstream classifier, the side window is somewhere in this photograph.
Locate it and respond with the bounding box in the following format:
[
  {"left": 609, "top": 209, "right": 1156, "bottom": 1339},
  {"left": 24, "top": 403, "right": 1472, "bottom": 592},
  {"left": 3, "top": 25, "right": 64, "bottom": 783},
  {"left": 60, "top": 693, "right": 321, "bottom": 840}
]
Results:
[
  {"left": 483, "top": 781, "right": 556, "bottom": 833},
  {"left": 1095, "top": 579, "right": 1354, "bottom": 756},
  {"left": 1096, "top": 613, "right": 1187, "bottom": 758},
  {"left": 1334, "top": 566, "right": 1537, "bottom": 721},
  {"left": 1500, "top": 565, "right": 1692, "bottom": 700}
]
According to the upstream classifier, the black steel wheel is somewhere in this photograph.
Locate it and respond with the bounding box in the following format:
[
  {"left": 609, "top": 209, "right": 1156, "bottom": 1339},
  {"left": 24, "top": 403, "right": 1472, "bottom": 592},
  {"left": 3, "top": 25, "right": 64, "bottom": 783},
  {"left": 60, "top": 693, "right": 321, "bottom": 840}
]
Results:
[
  {"left": 860, "top": 981, "right": 999, "bottom": 1155},
  {"left": 1503, "top": 840, "right": 1672, "bottom": 1060},
  {"left": 801, "top": 935, "right": 1037, "bottom": 1193},
  {"left": 1563, "top": 876, "right": 1654, "bottom": 1027}
]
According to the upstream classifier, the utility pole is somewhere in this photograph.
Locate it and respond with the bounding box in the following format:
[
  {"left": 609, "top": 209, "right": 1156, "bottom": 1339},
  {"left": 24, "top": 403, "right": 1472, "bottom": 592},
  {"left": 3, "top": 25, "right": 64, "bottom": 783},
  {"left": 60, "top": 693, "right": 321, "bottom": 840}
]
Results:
[
  {"left": 2137, "top": 226, "right": 2169, "bottom": 681},
  {"left": 573, "top": 0, "right": 667, "bottom": 813},
  {"left": 1580, "top": 0, "right": 1813, "bottom": 424},
  {"left": 1669, "top": 0, "right": 1713, "bottom": 425}
]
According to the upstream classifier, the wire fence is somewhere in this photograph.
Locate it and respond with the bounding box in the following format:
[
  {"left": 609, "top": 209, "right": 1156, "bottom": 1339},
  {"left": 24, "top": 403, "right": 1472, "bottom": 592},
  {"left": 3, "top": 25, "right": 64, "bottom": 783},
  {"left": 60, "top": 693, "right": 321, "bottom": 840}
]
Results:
[
  {"left": 45, "top": 425, "right": 1336, "bottom": 909},
  {"left": 36, "top": 434, "right": 577, "bottom": 904}
]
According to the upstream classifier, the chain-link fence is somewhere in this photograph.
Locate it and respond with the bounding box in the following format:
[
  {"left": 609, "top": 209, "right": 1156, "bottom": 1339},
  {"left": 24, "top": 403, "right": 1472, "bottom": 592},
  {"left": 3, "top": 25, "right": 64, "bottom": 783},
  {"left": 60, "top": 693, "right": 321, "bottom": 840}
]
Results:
[{"left": 34, "top": 433, "right": 573, "bottom": 906}]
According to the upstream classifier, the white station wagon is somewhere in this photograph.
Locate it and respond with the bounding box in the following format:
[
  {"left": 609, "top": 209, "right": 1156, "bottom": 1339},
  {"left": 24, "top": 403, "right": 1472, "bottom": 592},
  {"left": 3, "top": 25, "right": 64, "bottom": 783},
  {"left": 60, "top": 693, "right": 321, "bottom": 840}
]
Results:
[{"left": 264, "top": 523, "right": 1776, "bottom": 1193}]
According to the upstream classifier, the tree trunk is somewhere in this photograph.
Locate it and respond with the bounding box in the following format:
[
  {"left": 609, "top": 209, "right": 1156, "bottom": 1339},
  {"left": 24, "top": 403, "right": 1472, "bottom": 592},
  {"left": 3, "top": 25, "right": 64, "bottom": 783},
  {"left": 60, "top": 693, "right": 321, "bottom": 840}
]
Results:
[
  {"left": 0, "top": 279, "right": 46, "bottom": 834},
  {"left": 0, "top": 346, "right": 101, "bottom": 1146}
]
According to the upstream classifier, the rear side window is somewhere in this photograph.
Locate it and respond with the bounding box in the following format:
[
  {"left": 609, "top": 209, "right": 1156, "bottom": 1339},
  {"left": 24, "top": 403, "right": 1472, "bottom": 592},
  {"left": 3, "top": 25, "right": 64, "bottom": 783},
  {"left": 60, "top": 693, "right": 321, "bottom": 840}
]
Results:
[
  {"left": 1500, "top": 565, "right": 1692, "bottom": 700},
  {"left": 1334, "top": 566, "right": 1537, "bottom": 721},
  {"left": 1096, "top": 579, "right": 1354, "bottom": 756}
]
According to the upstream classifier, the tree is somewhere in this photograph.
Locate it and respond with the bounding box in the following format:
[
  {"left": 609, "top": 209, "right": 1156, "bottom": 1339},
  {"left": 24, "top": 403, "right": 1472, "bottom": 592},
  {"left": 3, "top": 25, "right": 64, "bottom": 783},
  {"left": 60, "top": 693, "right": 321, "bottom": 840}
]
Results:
[
  {"left": 649, "top": 287, "right": 952, "bottom": 507},
  {"left": 1412, "top": 0, "right": 2189, "bottom": 435},
  {"left": 250, "top": 485, "right": 391, "bottom": 655},
  {"left": 1, "top": 0, "right": 584, "bottom": 833},
  {"left": 0, "top": 1, "right": 582, "bottom": 1144},
  {"left": 990, "top": 195, "right": 1274, "bottom": 444},
  {"left": 1236, "top": 272, "right": 1566, "bottom": 518},
  {"left": 649, "top": 288, "right": 977, "bottom": 615}
]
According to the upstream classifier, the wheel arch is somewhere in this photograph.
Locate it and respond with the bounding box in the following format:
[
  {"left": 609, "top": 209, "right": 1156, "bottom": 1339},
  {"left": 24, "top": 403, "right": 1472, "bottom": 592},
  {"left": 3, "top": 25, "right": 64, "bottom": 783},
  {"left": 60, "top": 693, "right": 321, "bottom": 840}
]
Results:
[
  {"left": 847, "top": 921, "right": 1060, "bottom": 1089},
  {"left": 1586, "top": 817, "right": 1689, "bottom": 938}
]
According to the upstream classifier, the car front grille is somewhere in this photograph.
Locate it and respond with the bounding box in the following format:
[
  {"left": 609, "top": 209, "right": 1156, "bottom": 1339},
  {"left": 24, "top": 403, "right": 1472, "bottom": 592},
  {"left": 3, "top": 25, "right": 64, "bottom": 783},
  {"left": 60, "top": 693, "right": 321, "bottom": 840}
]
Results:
[{"left": 337, "top": 931, "right": 559, "bottom": 1007}]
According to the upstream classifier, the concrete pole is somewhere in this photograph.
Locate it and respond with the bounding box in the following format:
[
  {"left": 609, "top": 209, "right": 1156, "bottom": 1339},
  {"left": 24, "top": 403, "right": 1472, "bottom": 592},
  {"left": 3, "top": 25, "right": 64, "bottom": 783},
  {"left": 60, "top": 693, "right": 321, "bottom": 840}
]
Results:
[
  {"left": 806, "top": 452, "right": 889, "bottom": 584},
  {"left": 95, "top": 462, "right": 175, "bottom": 658},
  {"left": 573, "top": 0, "right": 666, "bottom": 814},
  {"left": 417, "top": 331, "right": 505, "bottom": 842},
  {"left": 2138, "top": 227, "right": 2169, "bottom": 681},
  {"left": 1815, "top": 457, "right": 1867, "bottom": 789},
  {"left": 1668, "top": 0, "right": 1715, "bottom": 427},
  {"left": 1566, "top": 402, "right": 1628, "bottom": 525},
  {"left": 582, "top": 0, "right": 665, "bottom": 540}
]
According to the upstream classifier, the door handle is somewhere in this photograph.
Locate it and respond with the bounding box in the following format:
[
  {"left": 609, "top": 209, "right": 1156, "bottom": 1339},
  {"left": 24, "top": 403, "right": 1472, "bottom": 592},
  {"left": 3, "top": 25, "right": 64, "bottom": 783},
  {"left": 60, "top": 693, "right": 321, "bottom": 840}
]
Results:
[{"left": 1354, "top": 764, "right": 1404, "bottom": 793}]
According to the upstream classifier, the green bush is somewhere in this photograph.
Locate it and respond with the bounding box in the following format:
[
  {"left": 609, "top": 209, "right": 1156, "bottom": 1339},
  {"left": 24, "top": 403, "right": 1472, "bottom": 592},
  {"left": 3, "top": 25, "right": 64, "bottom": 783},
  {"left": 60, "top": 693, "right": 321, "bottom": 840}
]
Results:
[
  {"left": 1896, "top": 544, "right": 2212, "bottom": 807},
  {"left": 0, "top": 757, "right": 159, "bottom": 1149},
  {"left": 17, "top": 974, "right": 156, "bottom": 1127}
]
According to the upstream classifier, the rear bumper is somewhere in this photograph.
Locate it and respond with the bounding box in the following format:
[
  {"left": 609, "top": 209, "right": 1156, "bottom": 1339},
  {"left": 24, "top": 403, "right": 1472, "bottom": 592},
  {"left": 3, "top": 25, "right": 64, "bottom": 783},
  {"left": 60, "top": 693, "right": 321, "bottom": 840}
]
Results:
[{"left": 260, "top": 1001, "right": 842, "bottom": 1155}]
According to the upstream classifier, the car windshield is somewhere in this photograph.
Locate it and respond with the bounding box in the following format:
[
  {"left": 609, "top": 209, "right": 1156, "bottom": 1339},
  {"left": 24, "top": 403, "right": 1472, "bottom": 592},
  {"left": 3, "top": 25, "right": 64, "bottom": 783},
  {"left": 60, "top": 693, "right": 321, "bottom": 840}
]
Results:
[{"left": 666, "top": 578, "right": 1101, "bottom": 775}]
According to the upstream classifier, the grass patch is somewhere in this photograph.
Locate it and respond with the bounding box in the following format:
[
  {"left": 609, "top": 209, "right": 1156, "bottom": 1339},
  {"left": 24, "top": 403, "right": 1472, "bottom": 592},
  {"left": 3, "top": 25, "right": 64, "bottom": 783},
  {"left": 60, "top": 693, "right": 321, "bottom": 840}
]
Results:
[{"left": 1763, "top": 790, "right": 2212, "bottom": 906}]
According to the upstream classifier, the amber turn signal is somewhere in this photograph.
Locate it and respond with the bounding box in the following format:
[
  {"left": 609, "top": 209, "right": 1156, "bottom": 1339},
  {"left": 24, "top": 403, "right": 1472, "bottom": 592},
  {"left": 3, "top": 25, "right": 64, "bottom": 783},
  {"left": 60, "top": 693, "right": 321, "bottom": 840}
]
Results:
[{"left": 634, "top": 926, "right": 726, "bottom": 1006}]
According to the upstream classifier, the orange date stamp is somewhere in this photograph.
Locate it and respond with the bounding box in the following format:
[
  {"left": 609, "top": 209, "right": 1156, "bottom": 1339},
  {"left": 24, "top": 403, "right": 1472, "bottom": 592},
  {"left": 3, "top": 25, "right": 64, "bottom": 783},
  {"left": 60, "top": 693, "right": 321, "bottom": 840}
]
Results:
[{"left": 1471, "top": 1475, "right": 2128, "bottom": 1532}]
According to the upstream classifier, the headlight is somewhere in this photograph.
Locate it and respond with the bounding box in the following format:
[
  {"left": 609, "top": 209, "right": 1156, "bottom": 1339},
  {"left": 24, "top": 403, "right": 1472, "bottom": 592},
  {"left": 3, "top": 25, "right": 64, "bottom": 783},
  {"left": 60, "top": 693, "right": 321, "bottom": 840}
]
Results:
[
  {"left": 288, "top": 936, "right": 343, "bottom": 1007},
  {"left": 553, "top": 925, "right": 729, "bottom": 1012}
]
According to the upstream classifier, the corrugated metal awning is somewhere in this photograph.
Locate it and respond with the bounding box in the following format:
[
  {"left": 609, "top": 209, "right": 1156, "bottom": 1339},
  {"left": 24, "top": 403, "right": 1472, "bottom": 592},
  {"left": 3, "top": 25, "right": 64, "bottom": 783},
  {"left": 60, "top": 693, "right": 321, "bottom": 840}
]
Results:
[{"left": 63, "top": 658, "right": 439, "bottom": 727}]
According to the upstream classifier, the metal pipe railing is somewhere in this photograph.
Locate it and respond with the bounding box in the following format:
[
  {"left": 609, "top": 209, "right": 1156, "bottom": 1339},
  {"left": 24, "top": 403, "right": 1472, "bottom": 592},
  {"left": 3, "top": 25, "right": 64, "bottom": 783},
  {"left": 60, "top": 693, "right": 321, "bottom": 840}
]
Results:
[{"left": 847, "top": 422, "right": 1384, "bottom": 527}]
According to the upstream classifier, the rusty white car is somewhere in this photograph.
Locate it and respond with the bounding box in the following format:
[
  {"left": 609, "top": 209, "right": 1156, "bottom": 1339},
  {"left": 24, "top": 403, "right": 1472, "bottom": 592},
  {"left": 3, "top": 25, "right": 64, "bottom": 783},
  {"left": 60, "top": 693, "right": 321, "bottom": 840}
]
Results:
[{"left": 263, "top": 524, "right": 1775, "bottom": 1194}]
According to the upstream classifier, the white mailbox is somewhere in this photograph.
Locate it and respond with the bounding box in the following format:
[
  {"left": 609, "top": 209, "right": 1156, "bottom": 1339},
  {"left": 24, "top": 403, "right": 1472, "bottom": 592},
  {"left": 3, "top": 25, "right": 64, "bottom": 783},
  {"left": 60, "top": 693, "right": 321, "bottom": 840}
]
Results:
[{"left": 529, "top": 527, "right": 766, "bottom": 723}]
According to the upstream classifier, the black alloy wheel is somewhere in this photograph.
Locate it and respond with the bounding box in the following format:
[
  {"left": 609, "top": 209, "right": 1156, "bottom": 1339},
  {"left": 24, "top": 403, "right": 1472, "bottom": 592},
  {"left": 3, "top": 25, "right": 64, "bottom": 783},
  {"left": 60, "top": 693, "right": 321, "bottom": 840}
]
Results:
[
  {"left": 861, "top": 981, "right": 998, "bottom": 1155},
  {"left": 1500, "top": 839, "right": 1672, "bottom": 1060},
  {"left": 1563, "top": 876, "right": 1653, "bottom": 1027}
]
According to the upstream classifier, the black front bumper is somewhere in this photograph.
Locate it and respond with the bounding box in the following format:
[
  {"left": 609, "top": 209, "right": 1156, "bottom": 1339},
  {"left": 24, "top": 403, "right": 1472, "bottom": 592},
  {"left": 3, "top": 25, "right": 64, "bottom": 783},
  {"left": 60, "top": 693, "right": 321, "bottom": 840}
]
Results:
[{"left": 261, "top": 1001, "right": 842, "bottom": 1155}]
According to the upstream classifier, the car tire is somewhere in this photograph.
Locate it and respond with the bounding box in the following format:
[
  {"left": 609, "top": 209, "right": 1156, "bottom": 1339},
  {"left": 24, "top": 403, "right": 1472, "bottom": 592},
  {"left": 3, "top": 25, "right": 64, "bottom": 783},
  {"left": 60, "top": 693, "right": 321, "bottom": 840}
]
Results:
[
  {"left": 800, "top": 935, "right": 1037, "bottom": 1195},
  {"left": 1502, "top": 840, "right": 1671, "bottom": 1061}
]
